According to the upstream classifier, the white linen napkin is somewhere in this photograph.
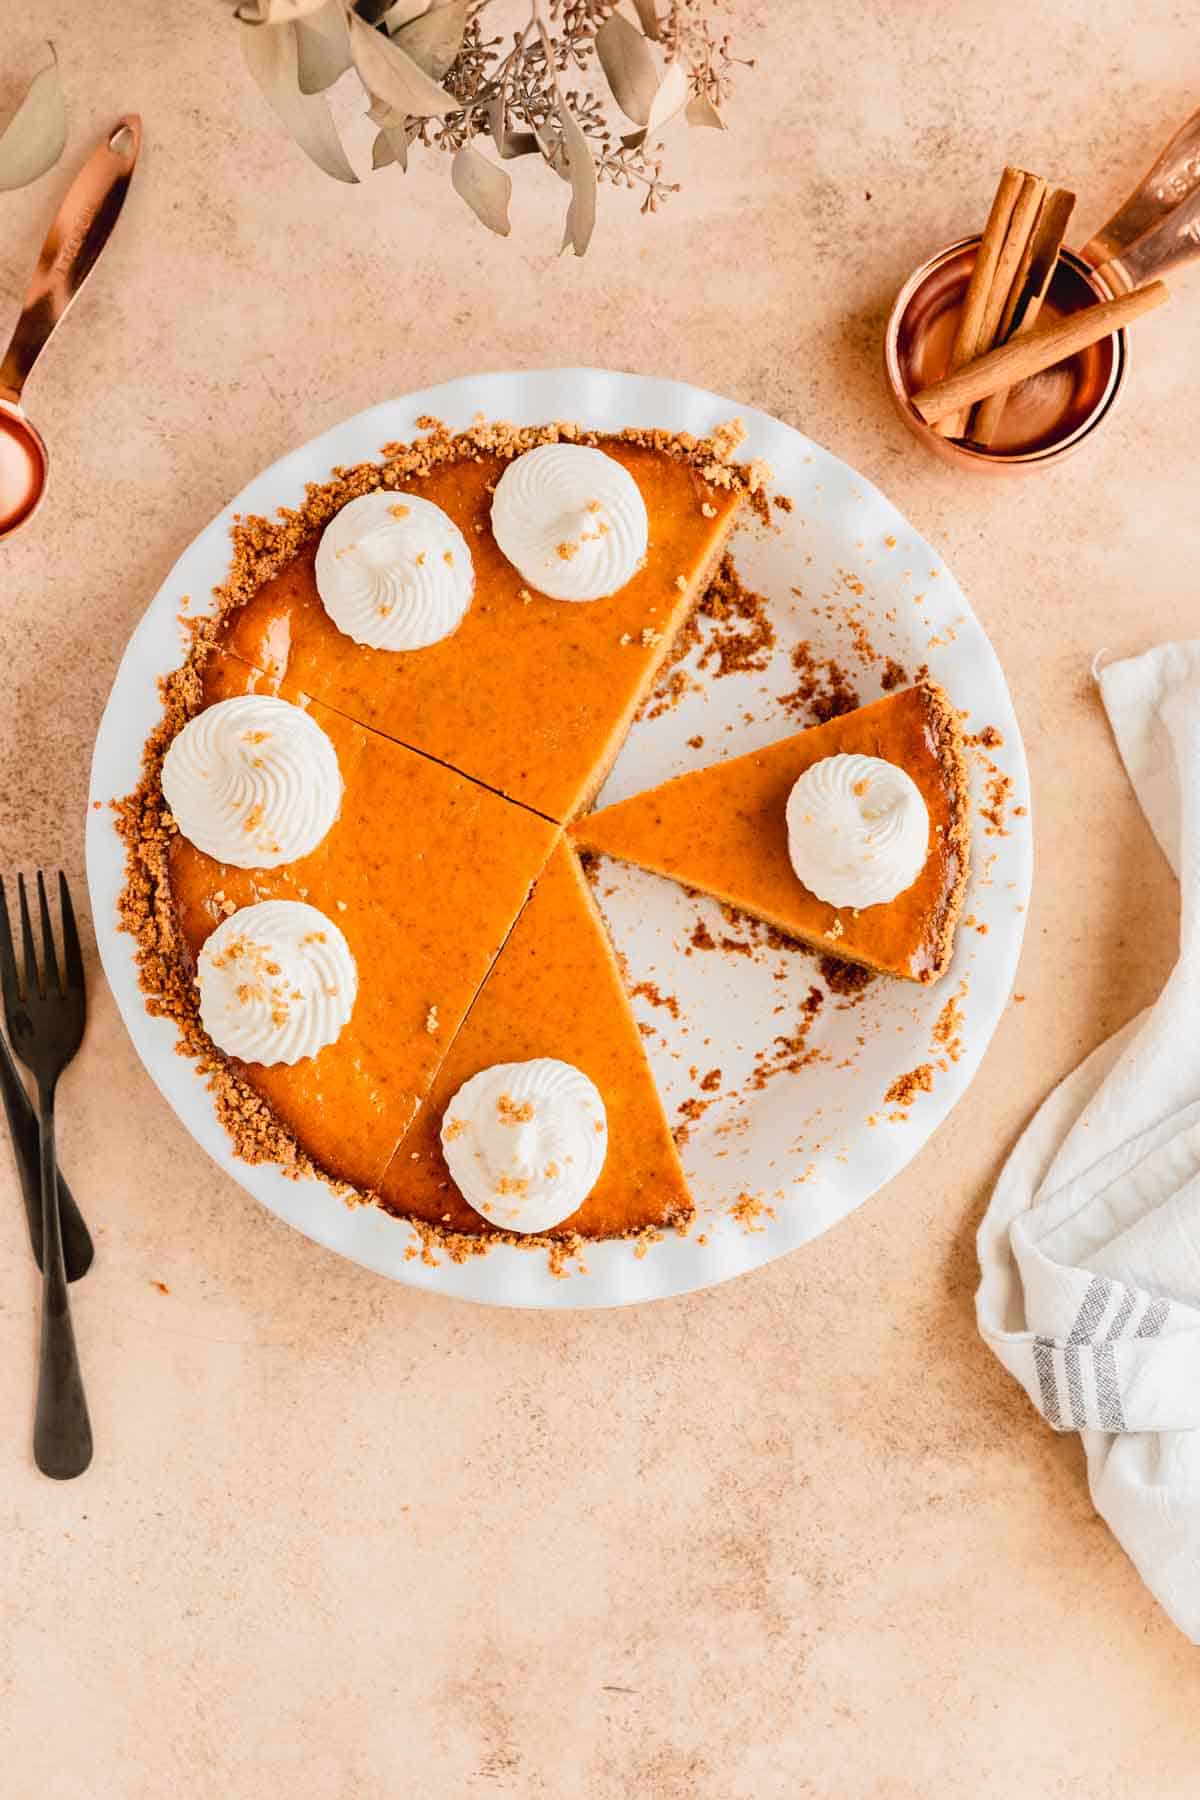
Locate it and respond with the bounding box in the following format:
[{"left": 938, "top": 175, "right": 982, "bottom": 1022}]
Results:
[{"left": 976, "top": 641, "right": 1200, "bottom": 1642}]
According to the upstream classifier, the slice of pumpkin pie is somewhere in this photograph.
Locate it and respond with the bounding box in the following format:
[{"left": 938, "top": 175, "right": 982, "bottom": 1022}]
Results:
[
  {"left": 570, "top": 683, "right": 971, "bottom": 985},
  {"left": 214, "top": 430, "right": 742, "bottom": 823},
  {"left": 378, "top": 840, "right": 691, "bottom": 1238}
]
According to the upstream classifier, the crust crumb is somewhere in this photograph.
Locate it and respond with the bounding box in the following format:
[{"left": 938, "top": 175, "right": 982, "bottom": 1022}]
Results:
[{"left": 883, "top": 1063, "right": 935, "bottom": 1111}]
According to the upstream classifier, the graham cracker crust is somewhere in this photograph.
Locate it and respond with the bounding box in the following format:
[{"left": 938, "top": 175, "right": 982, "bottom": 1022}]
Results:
[{"left": 916, "top": 677, "right": 972, "bottom": 984}]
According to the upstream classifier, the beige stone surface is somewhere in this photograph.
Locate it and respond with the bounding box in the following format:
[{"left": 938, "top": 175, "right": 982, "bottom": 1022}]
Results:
[{"left": 1, "top": 2, "right": 1199, "bottom": 1794}]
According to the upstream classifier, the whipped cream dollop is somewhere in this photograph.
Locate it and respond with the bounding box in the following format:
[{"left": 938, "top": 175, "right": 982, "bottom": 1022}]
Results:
[
  {"left": 314, "top": 490, "right": 474, "bottom": 650},
  {"left": 440, "top": 1057, "right": 608, "bottom": 1232},
  {"left": 490, "top": 443, "right": 648, "bottom": 601},
  {"left": 162, "top": 695, "right": 342, "bottom": 869},
  {"left": 197, "top": 900, "right": 357, "bottom": 1066},
  {"left": 785, "top": 753, "right": 930, "bottom": 909}
]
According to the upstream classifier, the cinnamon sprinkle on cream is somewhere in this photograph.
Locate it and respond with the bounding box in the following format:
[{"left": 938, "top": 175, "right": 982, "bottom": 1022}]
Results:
[{"left": 496, "top": 1092, "right": 534, "bottom": 1125}]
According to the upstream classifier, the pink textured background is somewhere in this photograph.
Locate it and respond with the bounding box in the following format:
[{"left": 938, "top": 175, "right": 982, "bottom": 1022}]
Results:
[{"left": 1, "top": 3, "right": 1198, "bottom": 1793}]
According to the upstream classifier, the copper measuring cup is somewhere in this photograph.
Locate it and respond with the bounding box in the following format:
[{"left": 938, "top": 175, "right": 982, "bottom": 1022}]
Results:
[
  {"left": 885, "top": 105, "right": 1200, "bottom": 469},
  {"left": 0, "top": 116, "right": 141, "bottom": 539}
]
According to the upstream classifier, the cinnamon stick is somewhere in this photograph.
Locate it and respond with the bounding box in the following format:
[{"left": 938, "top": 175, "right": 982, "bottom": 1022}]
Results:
[
  {"left": 941, "top": 171, "right": 1047, "bottom": 439},
  {"left": 932, "top": 165, "right": 1024, "bottom": 439},
  {"left": 910, "top": 280, "right": 1168, "bottom": 425},
  {"left": 975, "top": 174, "right": 1047, "bottom": 349},
  {"left": 970, "top": 186, "right": 1076, "bottom": 444}
]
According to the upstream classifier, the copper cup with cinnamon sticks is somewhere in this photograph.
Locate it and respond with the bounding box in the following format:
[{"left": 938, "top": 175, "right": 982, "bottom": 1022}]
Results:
[{"left": 884, "top": 114, "right": 1200, "bottom": 469}]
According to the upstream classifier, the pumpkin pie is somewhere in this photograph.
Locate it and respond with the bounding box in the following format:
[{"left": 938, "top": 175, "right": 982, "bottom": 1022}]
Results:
[
  {"left": 162, "top": 648, "right": 559, "bottom": 1190},
  {"left": 377, "top": 840, "right": 691, "bottom": 1237},
  {"left": 119, "top": 417, "right": 977, "bottom": 1258},
  {"left": 214, "top": 439, "right": 741, "bottom": 822},
  {"left": 570, "top": 683, "right": 970, "bottom": 984}
]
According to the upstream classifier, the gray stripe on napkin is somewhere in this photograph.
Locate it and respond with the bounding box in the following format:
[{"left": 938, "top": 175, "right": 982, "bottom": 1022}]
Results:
[
  {"left": 1105, "top": 1287, "right": 1138, "bottom": 1340},
  {"left": 1064, "top": 1344, "right": 1086, "bottom": 1428},
  {"left": 1135, "top": 1297, "right": 1171, "bottom": 1338},
  {"left": 1069, "top": 1276, "right": 1112, "bottom": 1342},
  {"left": 1093, "top": 1343, "right": 1126, "bottom": 1431},
  {"left": 1033, "top": 1338, "right": 1062, "bottom": 1428}
]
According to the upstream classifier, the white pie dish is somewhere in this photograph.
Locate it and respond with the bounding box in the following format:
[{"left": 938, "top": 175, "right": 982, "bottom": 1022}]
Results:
[{"left": 86, "top": 368, "right": 1031, "bottom": 1309}]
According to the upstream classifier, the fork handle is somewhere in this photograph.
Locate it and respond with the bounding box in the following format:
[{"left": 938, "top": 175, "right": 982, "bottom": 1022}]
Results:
[
  {"left": 0, "top": 1030, "right": 93, "bottom": 1281},
  {"left": 33, "top": 1085, "right": 92, "bottom": 1480}
]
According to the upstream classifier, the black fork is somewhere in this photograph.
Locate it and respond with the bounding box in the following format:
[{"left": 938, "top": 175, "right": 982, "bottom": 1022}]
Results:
[
  {"left": 0, "top": 1025, "right": 93, "bottom": 1282},
  {"left": 0, "top": 873, "right": 92, "bottom": 1479}
]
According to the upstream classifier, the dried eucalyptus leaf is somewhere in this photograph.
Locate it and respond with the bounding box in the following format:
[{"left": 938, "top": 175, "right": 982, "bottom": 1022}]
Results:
[
  {"left": 685, "top": 90, "right": 726, "bottom": 129},
  {"left": 237, "top": 0, "right": 332, "bottom": 20},
  {"left": 370, "top": 115, "right": 417, "bottom": 167},
  {"left": 376, "top": 0, "right": 429, "bottom": 28},
  {"left": 644, "top": 57, "right": 688, "bottom": 136},
  {"left": 348, "top": 11, "right": 454, "bottom": 115},
  {"left": 499, "top": 129, "right": 538, "bottom": 160},
  {"left": 391, "top": 1, "right": 467, "bottom": 80},
  {"left": 451, "top": 142, "right": 511, "bottom": 236},
  {"left": 533, "top": 122, "right": 569, "bottom": 180},
  {"left": 486, "top": 98, "right": 537, "bottom": 160},
  {"left": 595, "top": 13, "right": 658, "bottom": 126},
  {"left": 240, "top": 18, "right": 359, "bottom": 182},
  {"left": 295, "top": 0, "right": 352, "bottom": 93},
  {"left": 0, "top": 48, "right": 66, "bottom": 194},
  {"left": 387, "top": 123, "right": 415, "bottom": 168},
  {"left": 632, "top": 0, "right": 661, "bottom": 41},
  {"left": 556, "top": 99, "right": 596, "bottom": 257},
  {"left": 620, "top": 128, "right": 646, "bottom": 150}
]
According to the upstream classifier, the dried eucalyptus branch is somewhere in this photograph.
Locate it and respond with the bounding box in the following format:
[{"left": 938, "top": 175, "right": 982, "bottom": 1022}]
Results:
[{"left": 234, "top": 0, "right": 751, "bottom": 253}]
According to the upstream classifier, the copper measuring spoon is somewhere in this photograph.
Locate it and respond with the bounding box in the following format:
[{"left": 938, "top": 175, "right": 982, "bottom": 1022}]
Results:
[
  {"left": 1082, "top": 105, "right": 1200, "bottom": 289},
  {"left": 0, "top": 116, "right": 141, "bottom": 541}
]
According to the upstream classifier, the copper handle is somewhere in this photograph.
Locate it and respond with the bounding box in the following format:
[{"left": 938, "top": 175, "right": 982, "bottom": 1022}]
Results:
[
  {"left": 0, "top": 116, "right": 141, "bottom": 406},
  {"left": 1093, "top": 179, "right": 1200, "bottom": 293},
  {"left": 1082, "top": 104, "right": 1200, "bottom": 271}
]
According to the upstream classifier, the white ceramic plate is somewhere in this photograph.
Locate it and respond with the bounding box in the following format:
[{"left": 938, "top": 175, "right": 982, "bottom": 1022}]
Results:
[{"left": 87, "top": 369, "right": 1031, "bottom": 1309}]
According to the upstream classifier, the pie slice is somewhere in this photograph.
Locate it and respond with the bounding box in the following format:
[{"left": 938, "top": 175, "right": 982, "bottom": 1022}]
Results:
[
  {"left": 164, "top": 649, "right": 560, "bottom": 1190},
  {"left": 378, "top": 840, "right": 691, "bottom": 1238},
  {"left": 215, "top": 440, "right": 741, "bottom": 823},
  {"left": 570, "top": 682, "right": 971, "bottom": 984}
]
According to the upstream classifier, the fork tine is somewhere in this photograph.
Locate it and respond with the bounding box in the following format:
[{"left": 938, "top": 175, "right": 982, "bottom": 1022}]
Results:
[
  {"left": 17, "top": 875, "right": 41, "bottom": 999},
  {"left": 37, "top": 871, "right": 61, "bottom": 994},
  {"left": 0, "top": 878, "right": 19, "bottom": 1009},
  {"left": 58, "top": 872, "right": 85, "bottom": 992}
]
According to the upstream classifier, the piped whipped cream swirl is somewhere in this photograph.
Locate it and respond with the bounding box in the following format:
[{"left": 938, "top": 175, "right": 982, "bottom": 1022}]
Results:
[
  {"left": 197, "top": 900, "right": 357, "bottom": 1066},
  {"left": 314, "top": 490, "right": 474, "bottom": 650},
  {"left": 490, "top": 444, "right": 648, "bottom": 601},
  {"left": 162, "top": 695, "right": 342, "bottom": 869},
  {"left": 786, "top": 753, "right": 930, "bottom": 909},
  {"left": 441, "top": 1057, "right": 608, "bottom": 1232}
]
